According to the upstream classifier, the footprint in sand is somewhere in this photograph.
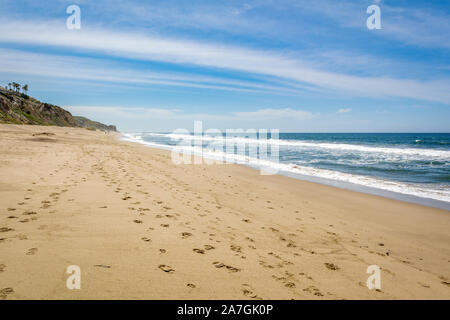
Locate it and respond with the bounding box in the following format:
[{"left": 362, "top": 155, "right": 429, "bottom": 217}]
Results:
[
  {"left": 181, "top": 232, "right": 192, "bottom": 239},
  {"left": 141, "top": 237, "right": 151, "bottom": 242},
  {"left": 440, "top": 276, "right": 450, "bottom": 287},
  {"left": 241, "top": 284, "right": 262, "bottom": 299},
  {"left": 193, "top": 248, "right": 205, "bottom": 254},
  {"left": 186, "top": 283, "right": 196, "bottom": 288},
  {"left": 26, "top": 248, "right": 38, "bottom": 255},
  {"left": 204, "top": 245, "right": 215, "bottom": 250},
  {"left": 259, "top": 260, "right": 274, "bottom": 269},
  {"left": 0, "top": 227, "right": 14, "bottom": 233},
  {"left": 324, "top": 263, "right": 340, "bottom": 271},
  {"left": 23, "top": 211, "right": 37, "bottom": 216},
  {"left": 287, "top": 242, "right": 297, "bottom": 248},
  {"left": 418, "top": 282, "right": 431, "bottom": 288},
  {"left": 303, "top": 286, "right": 323, "bottom": 296},
  {"left": 0, "top": 287, "right": 14, "bottom": 299},
  {"left": 133, "top": 220, "right": 143, "bottom": 224},
  {"left": 230, "top": 244, "right": 242, "bottom": 253},
  {"left": 158, "top": 264, "right": 174, "bottom": 273},
  {"left": 213, "top": 261, "right": 240, "bottom": 273},
  {"left": 0, "top": 264, "right": 5, "bottom": 272},
  {"left": 94, "top": 264, "right": 111, "bottom": 268},
  {"left": 285, "top": 282, "right": 296, "bottom": 288}
]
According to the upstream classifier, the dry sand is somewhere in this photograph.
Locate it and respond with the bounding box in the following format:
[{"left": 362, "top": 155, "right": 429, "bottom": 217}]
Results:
[{"left": 0, "top": 124, "right": 449, "bottom": 299}]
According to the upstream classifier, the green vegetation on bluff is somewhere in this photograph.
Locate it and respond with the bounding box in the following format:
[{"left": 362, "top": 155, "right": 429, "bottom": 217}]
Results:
[{"left": 0, "top": 84, "right": 116, "bottom": 131}]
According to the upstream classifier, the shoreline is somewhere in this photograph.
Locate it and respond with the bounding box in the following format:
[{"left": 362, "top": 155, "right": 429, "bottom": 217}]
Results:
[
  {"left": 1, "top": 124, "right": 449, "bottom": 299},
  {"left": 120, "top": 133, "right": 450, "bottom": 211}
]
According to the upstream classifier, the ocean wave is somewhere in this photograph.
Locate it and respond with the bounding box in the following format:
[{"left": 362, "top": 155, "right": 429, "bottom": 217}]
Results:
[
  {"left": 146, "top": 133, "right": 450, "bottom": 159},
  {"left": 121, "top": 133, "right": 450, "bottom": 203}
]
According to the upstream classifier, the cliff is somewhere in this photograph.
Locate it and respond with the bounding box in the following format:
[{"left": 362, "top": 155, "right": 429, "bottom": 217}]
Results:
[
  {"left": 0, "top": 87, "right": 116, "bottom": 131},
  {"left": 73, "top": 116, "right": 117, "bottom": 132}
]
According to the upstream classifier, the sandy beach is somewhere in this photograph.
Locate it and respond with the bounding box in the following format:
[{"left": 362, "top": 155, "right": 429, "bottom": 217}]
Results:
[{"left": 0, "top": 123, "right": 449, "bottom": 300}]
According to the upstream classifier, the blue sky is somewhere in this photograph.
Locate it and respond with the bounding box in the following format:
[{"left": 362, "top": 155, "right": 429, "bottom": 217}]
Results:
[{"left": 0, "top": 0, "right": 449, "bottom": 132}]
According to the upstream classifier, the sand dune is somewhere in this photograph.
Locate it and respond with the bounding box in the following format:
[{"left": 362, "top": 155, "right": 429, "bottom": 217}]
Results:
[{"left": 0, "top": 124, "right": 449, "bottom": 299}]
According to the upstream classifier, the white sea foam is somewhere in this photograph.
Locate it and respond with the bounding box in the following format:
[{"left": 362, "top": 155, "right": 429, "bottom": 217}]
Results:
[
  {"left": 121, "top": 133, "right": 450, "bottom": 203},
  {"left": 155, "top": 133, "right": 450, "bottom": 159}
]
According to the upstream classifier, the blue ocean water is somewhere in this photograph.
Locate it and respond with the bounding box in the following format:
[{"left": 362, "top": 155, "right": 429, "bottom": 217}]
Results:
[{"left": 122, "top": 132, "right": 450, "bottom": 207}]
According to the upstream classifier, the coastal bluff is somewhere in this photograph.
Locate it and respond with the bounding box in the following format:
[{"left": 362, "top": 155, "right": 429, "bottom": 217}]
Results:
[{"left": 0, "top": 86, "right": 116, "bottom": 131}]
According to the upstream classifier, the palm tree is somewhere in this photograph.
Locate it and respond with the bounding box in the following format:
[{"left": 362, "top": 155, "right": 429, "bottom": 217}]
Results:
[
  {"left": 8, "top": 83, "right": 12, "bottom": 91},
  {"left": 12, "top": 82, "right": 20, "bottom": 92},
  {"left": 22, "top": 84, "right": 28, "bottom": 95}
]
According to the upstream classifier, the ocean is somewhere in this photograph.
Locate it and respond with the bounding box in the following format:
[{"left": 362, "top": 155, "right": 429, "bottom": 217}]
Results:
[{"left": 122, "top": 132, "right": 450, "bottom": 210}]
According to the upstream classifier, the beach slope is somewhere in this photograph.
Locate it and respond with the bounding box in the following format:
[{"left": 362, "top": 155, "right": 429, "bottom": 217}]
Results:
[{"left": 0, "top": 124, "right": 449, "bottom": 299}]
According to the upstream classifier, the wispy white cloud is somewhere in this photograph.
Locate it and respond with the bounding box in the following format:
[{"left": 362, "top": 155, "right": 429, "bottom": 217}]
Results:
[
  {"left": 64, "top": 105, "right": 319, "bottom": 131},
  {"left": 53, "top": 0, "right": 284, "bottom": 40},
  {"left": 380, "top": 6, "right": 450, "bottom": 49},
  {"left": 295, "top": 0, "right": 450, "bottom": 49},
  {"left": 338, "top": 108, "right": 351, "bottom": 113},
  {"left": 0, "top": 48, "right": 303, "bottom": 95},
  {"left": 66, "top": 105, "right": 314, "bottom": 121},
  {"left": 1, "top": 20, "right": 449, "bottom": 103},
  {"left": 67, "top": 106, "right": 180, "bottom": 119},
  {"left": 233, "top": 108, "right": 314, "bottom": 120},
  {"left": 64, "top": 103, "right": 450, "bottom": 133}
]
